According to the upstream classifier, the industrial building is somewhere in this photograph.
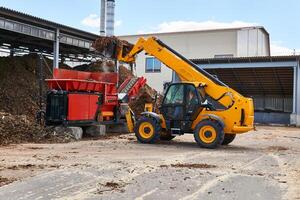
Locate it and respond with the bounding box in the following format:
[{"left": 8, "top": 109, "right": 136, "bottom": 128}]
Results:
[{"left": 120, "top": 27, "right": 271, "bottom": 92}]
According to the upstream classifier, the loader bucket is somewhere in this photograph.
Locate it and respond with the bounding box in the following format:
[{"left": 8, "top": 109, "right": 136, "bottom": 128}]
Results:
[
  {"left": 92, "top": 36, "right": 134, "bottom": 59},
  {"left": 92, "top": 36, "right": 118, "bottom": 59}
]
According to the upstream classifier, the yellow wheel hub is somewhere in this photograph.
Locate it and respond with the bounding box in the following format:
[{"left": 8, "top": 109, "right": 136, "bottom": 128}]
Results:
[
  {"left": 138, "top": 122, "right": 154, "bottom": 139},
  {"left": 199, "top": 125, "right": 217, "bottom": 144}
]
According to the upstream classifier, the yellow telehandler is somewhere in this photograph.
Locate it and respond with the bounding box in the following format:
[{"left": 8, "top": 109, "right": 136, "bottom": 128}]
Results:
[{"left": 101, "top": 37, "right": 254, "bottom": 149}]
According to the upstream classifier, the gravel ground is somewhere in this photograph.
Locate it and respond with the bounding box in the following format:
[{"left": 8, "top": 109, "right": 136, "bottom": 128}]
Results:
[{"left": 0, "top": 126, "right": 299, "bottom": 200}]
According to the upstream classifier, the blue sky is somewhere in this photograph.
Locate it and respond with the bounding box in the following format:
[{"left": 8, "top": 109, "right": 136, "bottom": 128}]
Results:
[{"left": 2, "top": 0, "right": 300, "bottom": 55}]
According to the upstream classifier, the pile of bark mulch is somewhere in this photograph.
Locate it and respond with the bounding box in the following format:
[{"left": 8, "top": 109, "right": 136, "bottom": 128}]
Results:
[
  {"left": 119, "top": 65, "right": 134, "bottom": 85},
  {"left": 0, "top": 112, "right": 74, "bottom": 146},
  {"left": 0, "top": 55, "right": 49, "bottom": 120},
  {"left": 0, "top": 55, "right": 73, "bottom": 146},
  {"left": 73, "top": 60, "right": 116, "bottom": 73},
  {"left": 119, "top": 65, "right": 163, "bottom": 115}
]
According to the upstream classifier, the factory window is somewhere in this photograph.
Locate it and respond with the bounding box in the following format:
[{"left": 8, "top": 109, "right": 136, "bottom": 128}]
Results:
[{"left": 145, "top": 57, "right": 161, "bottom": 73}]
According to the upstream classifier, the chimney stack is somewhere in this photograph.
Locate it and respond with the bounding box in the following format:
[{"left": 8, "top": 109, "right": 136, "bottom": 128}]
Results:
[
  {"left": 100, "top": 0, "right": 106, "bottom": 36},
  {"left": 106, "top": 0, "right": 115, "bottom": 36}
]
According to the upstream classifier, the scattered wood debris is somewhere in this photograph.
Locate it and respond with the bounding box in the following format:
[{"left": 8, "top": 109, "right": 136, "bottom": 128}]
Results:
[
  {"left": 160, "top": 163, "right": 217, "bottom": 169},
  {"left": 266, "top": 146, "right": 289, "bottom": 152},
  {"left": 0, "top": 176, "right": 16, "bottom": 187}
]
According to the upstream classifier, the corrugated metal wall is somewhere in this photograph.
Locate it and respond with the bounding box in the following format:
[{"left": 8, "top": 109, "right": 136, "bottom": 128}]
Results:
[{"left": 253, "top": 96, "right": 293, "bottom": 113}]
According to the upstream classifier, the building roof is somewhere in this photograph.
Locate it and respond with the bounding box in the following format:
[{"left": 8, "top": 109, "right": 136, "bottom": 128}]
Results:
[
  {"left": 120, "top": 26, "right": 269, "bottom": 38},
  {"left": 0, "top": 6, "right": 99, "bottom": 41},
  {"left": 191, "top": 55, "right": 300, "bottom": 64},
  {"left": 191, "top": 55, "right": 299, "bottom": 99}
]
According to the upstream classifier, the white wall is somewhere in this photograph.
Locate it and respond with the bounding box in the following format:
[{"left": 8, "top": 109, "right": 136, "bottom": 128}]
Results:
[{"left": 237, "top": 28, "right": 270, "bottom": 57}]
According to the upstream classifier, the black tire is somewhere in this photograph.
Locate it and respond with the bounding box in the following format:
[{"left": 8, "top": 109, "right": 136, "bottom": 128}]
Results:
[
  {"left": 222, "top": 134, "right": 236, "bottom": 145},
  {"left": 194, "top": 120, "right": 224, "bottom": 149},
  {"left": 134, "top": 117, "right": 161, "bottom": 144}
]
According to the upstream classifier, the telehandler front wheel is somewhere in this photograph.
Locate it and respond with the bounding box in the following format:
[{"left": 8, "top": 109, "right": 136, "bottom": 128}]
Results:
[
  {"left": 222, "top": 134, "right": 236, "bottom": 145},
  {"left": 134, "top": 117, "right": 161, "bottom": 144},
  {"left": 194, "top": 120, "right": 224, "bottom": 149}
]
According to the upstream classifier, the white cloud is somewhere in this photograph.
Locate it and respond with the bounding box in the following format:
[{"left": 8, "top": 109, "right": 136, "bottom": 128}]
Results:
[
  {"left": 270, "top": 42, "right": 299, "bottom": 56},
  {"left": 81, "top": 14, "right": 99, "bottom": 28},
  {"left": 81, "top": 14, "right": 122, "bottom": 28},
  {"left": 138, "top": 20, "right": 258, "bottom": 34},
  {"left": 115, "top": 20, "right": 122, "bottom": 27}
]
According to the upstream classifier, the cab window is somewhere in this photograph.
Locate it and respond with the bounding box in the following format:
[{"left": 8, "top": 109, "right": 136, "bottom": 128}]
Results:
[
  {"left": 164, "top": 84, "right": 184, "bottom": 104},
  {"left": 186, "top": 85, "right": 200, "bottom": 105}
]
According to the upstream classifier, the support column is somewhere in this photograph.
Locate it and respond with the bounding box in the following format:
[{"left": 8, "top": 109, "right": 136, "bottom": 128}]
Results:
[
  {"left": 296, "top": 63, "right": 300, "bottom": 127},
  {"left": 10, "top": 48, "right": 15, "bottom": 57},
  {"left": 291, "top": 66, "right": 297, "bottom": 125},
  {"left": 53, "top": 28, "right": 60, "bottom": 69}
]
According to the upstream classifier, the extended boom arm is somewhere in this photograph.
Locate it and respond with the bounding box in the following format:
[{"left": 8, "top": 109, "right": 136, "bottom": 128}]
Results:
[{"left": 117, "top": 37, "right": 254, "bottom": 134}]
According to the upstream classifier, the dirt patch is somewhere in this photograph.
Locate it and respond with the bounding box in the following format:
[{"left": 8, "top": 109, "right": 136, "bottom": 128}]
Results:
[
  {"left": 0, "top": 176, "right": 16, "bottom": 187},
  {"left": 26, "top": 147, "right": 44, "bottom": 150},
  {"left": 105, "top": 182, "right": 120, "bottom": 188},
  {"left": 5, "top": 164, "right": 60, "bottom": 170},
  {"left": 96, "top": 181, "right": 126, "bottom": 194},
  {"left": 266, "top": 146, "right": 289, "bottom": 152},
  {"left": 161, "top": 163, "right": 217, "bottom": 169}
]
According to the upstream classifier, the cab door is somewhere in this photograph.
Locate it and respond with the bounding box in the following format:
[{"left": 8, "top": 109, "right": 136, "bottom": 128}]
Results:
[
  {"left": 160, "top": 83, "right": 202, "bottom": 133},
  {"left": 160, "top": 84, "right": 184, "bottom": 132}
]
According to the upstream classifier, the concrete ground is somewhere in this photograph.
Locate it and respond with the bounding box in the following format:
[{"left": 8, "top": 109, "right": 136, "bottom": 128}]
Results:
[{"left": 0, "top": 126, "right": 299, "bottom": 200}]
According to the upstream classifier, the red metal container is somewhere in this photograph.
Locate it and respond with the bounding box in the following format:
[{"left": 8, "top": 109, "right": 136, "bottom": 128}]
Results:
[{"left": 67, "top": 93, "right": 99, "bottom": 121}]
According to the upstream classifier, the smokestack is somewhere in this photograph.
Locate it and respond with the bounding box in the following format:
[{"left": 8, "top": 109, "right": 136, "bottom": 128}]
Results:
[
  {"left": 100, "top": 0, "right": 106, "bottom": 36},
  {"left": 106, "top": 0, "right": 115, "bottom": 36}
]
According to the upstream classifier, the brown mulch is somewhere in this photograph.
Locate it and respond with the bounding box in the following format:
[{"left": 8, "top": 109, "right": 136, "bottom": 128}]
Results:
[
  {"left": 266, "top": 146, "right": 289, "bottom": 152},
  {"left": 96, "top": 181, "right": 126, "bottom": 194},
  {"left": 0, "top": 176, "right": 16, "bottom": 187},
  {"left": 73, "top": 60, "right": 116, "bottom": 73},
  {"left": 104, "top": 182, "right": 120, "bottom": 189},
  {"left": 0, "top": 112, "right": 74, "bottom": 146},
  {"left": 161, "top": 163, "right": 217, "bottom": 169},
  {"left": 119, "top": 65, "right": 162, "bottom": 116},
  {"left": 5, "top": 164, "right": 60, "bottom": 170}
]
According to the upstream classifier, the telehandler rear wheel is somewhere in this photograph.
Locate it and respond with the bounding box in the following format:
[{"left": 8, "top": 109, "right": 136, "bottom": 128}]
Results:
[
  {"left": 194, "top": 120, "right": 224, "bottom": 149},
  {"left": 134, "top": 117, "right": 160, "bottom": 144},
  {"left": 221, "top": 134, "right": 236, "bottom": 145}
]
